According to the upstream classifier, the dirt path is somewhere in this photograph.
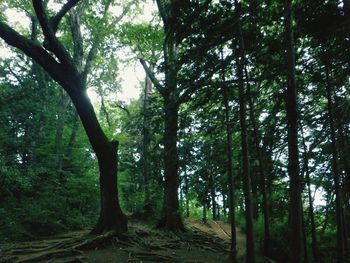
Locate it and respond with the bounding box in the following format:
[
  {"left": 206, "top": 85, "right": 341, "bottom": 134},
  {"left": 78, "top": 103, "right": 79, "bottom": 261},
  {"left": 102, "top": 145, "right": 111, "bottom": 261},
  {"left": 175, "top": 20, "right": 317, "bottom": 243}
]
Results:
[{"left": 0, "top": 220, "right": 268, "bottom": 263}]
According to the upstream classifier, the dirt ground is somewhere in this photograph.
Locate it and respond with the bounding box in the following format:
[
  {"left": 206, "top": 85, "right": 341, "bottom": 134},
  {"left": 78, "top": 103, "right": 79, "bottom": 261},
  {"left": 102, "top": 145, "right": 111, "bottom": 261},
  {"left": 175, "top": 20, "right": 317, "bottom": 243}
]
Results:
[{"left": 0, "top": 219, "right": 271, "bottom": 263}]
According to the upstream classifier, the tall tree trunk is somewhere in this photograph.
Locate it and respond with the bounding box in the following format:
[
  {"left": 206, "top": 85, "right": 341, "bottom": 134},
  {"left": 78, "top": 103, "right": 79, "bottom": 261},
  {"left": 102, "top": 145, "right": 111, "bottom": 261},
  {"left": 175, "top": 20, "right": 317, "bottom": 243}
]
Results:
[
  {"left": 284, "top": 1, "right": 303, "bottom": 261},
  {"left": 54, "top": 91, "right": 70, "bottom": 175},
  {"left": 223, "top": 84, "right": 237, "bottom": 260},
  {"left": 339, "top": 125, "right": 350, "bottom": 255},
  {"left": 235, "top": 2, "right": 255, "bottom": 261},
  {"left": 325, "top": 61, "right": 346, "bottom": 263},
  {"left": 142, "top": 72, "right": 152, "bottom": 214},
  {"left": 301, "top": 124, "right": 319, "bottom": 263},
  {"left": 250, "top": 170, "right": 259, "bottom": 220},
  {"left": 301, "top": 208, "right": 309, "bottom": 263},
  {"left": 222, "top": 193, "right": 227, "bottom": 217},
  {"left": 209, "top": 169, "right": 217, "bottom": 220},
  {"left": 67, "top": 87, "right": 127, "bottom": 235},
  {"left": 65, "top": 111, "right": 79, "bottom": 159},
  {"left": 203, "top": 202, "right": 207, "bottom": 223},
  {"left": 238, "top": 72, "right": 255, "bottom": 263},
  {"left": 161, "top": 97, "right": 185, "bottom": 231},
  {"left": 184, "top": 172, "right": 190, "bottom": 218},
  {"left": 246, "top": 78, "right": 271, "bottom": 257},
  {"left": 344, "top": 0, "right": 350, "bottom": 17}
]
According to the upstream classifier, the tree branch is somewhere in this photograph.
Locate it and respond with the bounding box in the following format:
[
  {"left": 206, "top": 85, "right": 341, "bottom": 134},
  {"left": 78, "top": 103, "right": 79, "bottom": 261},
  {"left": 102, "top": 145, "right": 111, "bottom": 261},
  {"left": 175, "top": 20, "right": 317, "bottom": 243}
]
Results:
[
  {"left": 0, "top": 22, "right": 65, "bottom": 87},
  {"left": 139, "top": 58, "right": 165, "bottom": 96},
  {"left": 82, "top": 0, "right": 136, "bottom": 85},
  {"left": 69, "top": 1, "right": 86, "bottom": 72},
  {"left": 50, "top": 0, "right": 81, "bottom": 32},
  {"left": 156, "top": 0, "right": 170, "bottom": 29},
  {"left": 32, "top": 0, "right": 74, "bottom": 69}
]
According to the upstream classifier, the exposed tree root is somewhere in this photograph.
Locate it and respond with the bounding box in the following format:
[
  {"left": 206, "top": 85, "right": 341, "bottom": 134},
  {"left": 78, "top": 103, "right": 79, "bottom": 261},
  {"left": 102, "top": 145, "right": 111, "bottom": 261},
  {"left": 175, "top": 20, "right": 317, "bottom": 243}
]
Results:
[{"left": 2, "top": 221, "right": 240, "bottom": 263}]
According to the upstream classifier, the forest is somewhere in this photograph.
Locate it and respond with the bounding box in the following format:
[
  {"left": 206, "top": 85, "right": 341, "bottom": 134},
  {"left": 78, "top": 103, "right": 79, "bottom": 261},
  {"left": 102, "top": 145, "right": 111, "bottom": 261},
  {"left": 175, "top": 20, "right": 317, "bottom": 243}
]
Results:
[{"left": 0, "top": 0, "right": 349, "bottom": 262}]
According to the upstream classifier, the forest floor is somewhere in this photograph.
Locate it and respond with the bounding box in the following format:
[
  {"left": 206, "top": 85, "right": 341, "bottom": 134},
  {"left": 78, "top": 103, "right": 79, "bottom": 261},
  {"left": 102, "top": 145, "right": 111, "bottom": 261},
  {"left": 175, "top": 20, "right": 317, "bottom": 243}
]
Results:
[{"left": 0, "top": 219, "right": 272, "bottom": 263}]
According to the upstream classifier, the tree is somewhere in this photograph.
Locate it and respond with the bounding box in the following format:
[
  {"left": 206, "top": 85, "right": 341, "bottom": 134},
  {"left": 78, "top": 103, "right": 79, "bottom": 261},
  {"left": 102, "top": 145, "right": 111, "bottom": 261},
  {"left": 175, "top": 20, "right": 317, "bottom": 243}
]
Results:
[
  {"left": 233, "top": 2, "right": 256, "bottom": 262},
  {"left": 284, "top": 0, "right": 303, "bottom": 261},
  {"left": 223, "top": 81, "right": 237, "bottom": 260},
  {"left": 0, "top": 0, "right": 128, "bottom": 234},
  {"left": 324, "top": 58, "right": 346, "bottom": 263}
]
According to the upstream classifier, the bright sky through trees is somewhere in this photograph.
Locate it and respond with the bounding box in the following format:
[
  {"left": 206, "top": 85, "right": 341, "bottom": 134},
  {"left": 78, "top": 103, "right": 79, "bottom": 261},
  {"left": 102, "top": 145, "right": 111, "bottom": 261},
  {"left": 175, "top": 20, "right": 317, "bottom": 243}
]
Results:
[{"left": 0, "top": 0, "right": 157, "bottom": 102}]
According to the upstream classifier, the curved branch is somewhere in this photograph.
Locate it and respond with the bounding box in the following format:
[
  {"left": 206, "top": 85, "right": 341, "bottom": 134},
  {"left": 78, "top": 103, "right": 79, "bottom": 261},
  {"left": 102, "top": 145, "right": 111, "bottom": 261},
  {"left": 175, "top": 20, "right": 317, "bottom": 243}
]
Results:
[
  {"left": 51, "top": 0, "right": 81, "bottom": 32},
  {"left": 32, "top": 0, "right": 75, "bottom": 69},
  {"left": 0, "top": 22, "right": 65, "bottom": 87},
  {"left": 139, "top": 58, "right": 165, "bottom": 96}
]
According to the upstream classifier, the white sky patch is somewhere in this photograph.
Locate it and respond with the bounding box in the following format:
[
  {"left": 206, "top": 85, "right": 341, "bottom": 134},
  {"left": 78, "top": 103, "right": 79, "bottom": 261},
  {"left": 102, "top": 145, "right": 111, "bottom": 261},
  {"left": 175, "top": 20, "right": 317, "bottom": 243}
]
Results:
[
  {"left": 312, "top": 185, "right": 326, "bottom": 207},
  {"left": 5, "top": 9, "right": 30, "bottom": 30},
  {"left": 111, "top": 1, "right": 158, "bottom": 24},
  {"left": 0, "top": 45, "right": 11, "bottom": 58},
  {"left": 119, "top": 61, "right": 145, "bottom": 101}
]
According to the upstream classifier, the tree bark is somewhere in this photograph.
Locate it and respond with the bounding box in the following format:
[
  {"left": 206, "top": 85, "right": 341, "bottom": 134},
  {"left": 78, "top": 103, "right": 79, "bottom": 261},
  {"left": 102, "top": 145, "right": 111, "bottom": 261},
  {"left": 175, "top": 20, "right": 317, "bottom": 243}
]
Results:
[
  {"left": 238, "top": 74, "right": 255, "bottom": 263},
  {"left": 54, "top": 91, "right": 70, "bottom": 175},
  {"left": 209, "top": 169, "right": 217, "bottom": 220},
  {"left": 184, "top": 171, "right": 190, "bottom": 218},
  {"left": 246, "top": 76, "right": 271, "bottom": 257},
  {"left": 223, "top": 84, "right": 237, "bottom": 260},
  {"left": 284, "top": 1, "right": 304, "bottom": 262},
  {"left": 161, "top": 97, "right": 185, "bottom": 231},
  {"left": 234, "top": 2, "right": 255, "bottom": 261},
  {"left": 67, "top": 88, "right": 127, "bottom": 234},
  {"left": 300, "top": 124, "right": 319, "bottom": 263},
  {"left": 142, "top": 72, "right": 152, "bottom": 214},
  {"left": 65, "top": 111, "right": 79, "bottom": 159},
  {"left": 325, "top": 61, "right": 346, "bottom": 263}
]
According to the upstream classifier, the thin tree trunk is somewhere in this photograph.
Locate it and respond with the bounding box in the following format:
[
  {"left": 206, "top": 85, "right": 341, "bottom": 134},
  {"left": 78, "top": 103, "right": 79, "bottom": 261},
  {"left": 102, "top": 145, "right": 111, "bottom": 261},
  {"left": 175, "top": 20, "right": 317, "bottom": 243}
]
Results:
[
  {"left": 203, "top": 202, "right": 207, "bottom": 223},
  {"left": 238, "top": 70, "right": 255, "bottom": 263},
  {"left": 65, "top": 111, "right": 79, "bottom": 159},
  {"left": 184, "top": 171, "right": 190, "bottom": 218},
  {"left": 234, "top": 2, "right": 255, "bottom": 261},
  {"left": 54, "top": 91, "right": 70, "bottom": 174},
  {"left": 325, "top": 61, "right": 346, "bottom": 263},
  {"left": 300, "top": 124, "right": 319, "bottom": 263},
  {"left": 337, "top": 107, "right": 350, "bottom": 258},
  {"left": 284, "top": 0, "right": 303, "bottom": 261},
  {"left": 142, "top": 72, "right": 152, "bottom": 214},
  {"left": 209, "top": 169, "right": 217, "bottom": 220},
  {"left": 302, "top": 209, "right": 309, "bottom": 263},
  {"left": 223, "top": 83, "right": 237, "bottom": 260},
  {"left": 245, "top": 68, "right": 271, "bottom": 256}
]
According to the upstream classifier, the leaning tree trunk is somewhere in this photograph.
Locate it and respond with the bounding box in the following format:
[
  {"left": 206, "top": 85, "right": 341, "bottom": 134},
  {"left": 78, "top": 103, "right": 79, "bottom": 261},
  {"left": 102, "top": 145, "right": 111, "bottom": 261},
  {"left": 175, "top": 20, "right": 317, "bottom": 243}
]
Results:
[
  {"left": 67, "top": 87, "right": 127, "bottom": 234},
  {"left": 0, "top": 1, "right": 127, "bottom": 235}
]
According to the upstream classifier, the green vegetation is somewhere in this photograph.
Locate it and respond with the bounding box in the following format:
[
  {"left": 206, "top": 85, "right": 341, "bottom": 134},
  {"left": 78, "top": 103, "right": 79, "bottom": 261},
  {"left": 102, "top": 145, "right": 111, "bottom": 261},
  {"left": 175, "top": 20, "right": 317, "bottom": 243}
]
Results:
[{"left": 0, "top": 0, "right": 349, "bottom": 262}]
